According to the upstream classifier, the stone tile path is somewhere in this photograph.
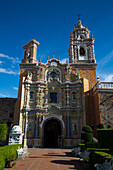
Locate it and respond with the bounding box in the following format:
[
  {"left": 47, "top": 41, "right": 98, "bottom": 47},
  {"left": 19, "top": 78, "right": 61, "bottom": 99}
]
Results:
[{"left": 10, "top": 149, "right": 95, "bottom": 170}]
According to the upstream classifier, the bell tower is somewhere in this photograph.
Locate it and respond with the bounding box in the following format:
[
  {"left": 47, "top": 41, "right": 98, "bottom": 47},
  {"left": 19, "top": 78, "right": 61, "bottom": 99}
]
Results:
[
  {"left": 22, "top": 39, "right": 39, "bottom": 63},
  {"left": 68, "top": 19, "right": 96, "bottom": 64},
  {"left": 68, "top": 19, "right": 97, "bottom": 90}
]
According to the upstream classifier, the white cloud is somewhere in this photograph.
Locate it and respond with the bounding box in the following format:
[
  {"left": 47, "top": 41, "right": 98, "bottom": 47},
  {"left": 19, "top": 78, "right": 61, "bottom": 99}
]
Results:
[
  {"left": 0, "top": 93, "right": 11, "bottom": 98},
  {"left": 60, "top": 58, "right": 68, "bottom": 64},
  {"left": 104, "top": 74, "right": 113, "bottom": 82},
  {"left": 0, "top": 61, "right": 3, "bottom": 64},
  {"left": 12, "top": 87, "right": 18, "bottom": 90},
  {"left": 0, "top": 53, "right": 20, "bottom": 64},
  {"left": 0, "top": 68, "right": 19, "bottom": 75},
  {"left": 98, "top": 73, "right": 113, "bottom": 82},
  {"left": 98, "top": 50, "right": 113, "bottom": 67}
]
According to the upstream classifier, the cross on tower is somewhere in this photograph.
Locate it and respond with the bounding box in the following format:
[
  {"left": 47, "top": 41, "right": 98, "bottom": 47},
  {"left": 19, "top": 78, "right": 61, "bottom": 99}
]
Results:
[
  {"left": 52, "top": 52, "right": 56, "bottom": 58},
  {"left": 77, "top": 14, "right": 81, "bottom": 20}
]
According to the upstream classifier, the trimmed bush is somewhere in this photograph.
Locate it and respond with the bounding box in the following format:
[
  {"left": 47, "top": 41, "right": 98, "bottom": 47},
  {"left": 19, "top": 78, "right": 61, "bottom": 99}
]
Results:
[
  {"left": 82, "top": 126, "right": 92, "bottom": 133},
  {"left": 0, "top": 155, "right": 5, "bottom": 170},
  {"left": 0, "top": 124, "right": 7, "bottom": 141},
  {"left": 81, "top": 126, "right": 93, "bottom": 144},
  {"left": 97, "top": 129, "right": 113, "bottom": 148},
  {"left": 81, "top": 132, "right": 93, "bottom": 143},
  {"left": 86, "top": 141, "right": 99, "bottom": 148},
  {"left": 97, "top": 123, "right": 104, "bottom": 129},
  {"left": 89, "top": 151, "right": 112, "bottom": 165},
  {"left": 107, "top": 125, "right": 111, "bottom": 128},
  {"left": 88, "top": 148, "right": 109, "bottom": 152},
  {"left": 0, "top": 144, "right": 22, "bottom": 169}
]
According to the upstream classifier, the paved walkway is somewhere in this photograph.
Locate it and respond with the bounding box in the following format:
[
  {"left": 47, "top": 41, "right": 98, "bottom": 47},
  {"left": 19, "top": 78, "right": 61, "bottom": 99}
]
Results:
[{"left": 10, "top": 149, "right": 95, "bottom": 170}]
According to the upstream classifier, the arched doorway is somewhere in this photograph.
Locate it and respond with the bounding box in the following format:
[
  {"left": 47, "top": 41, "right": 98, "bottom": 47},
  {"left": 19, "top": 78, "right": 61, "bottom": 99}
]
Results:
[{"left": 43, "top": 118, "right": 62, "bottom": 148}]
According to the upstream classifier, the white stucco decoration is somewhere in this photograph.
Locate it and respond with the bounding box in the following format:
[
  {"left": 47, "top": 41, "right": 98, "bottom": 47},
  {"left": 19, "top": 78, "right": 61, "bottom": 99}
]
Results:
[
  {"left": 8, "top": 125, "right": 24, "bottom": 145},
  {"left": 11, "top": 125, "right": 22, "bottom": 134},
  {"left": 51, "top": 62, "right": 57, "bottom": 66}
]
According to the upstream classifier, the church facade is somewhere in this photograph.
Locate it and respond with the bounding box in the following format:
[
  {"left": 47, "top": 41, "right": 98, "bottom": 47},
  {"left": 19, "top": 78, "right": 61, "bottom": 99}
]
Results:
[{"left": 14, "top": 19, "right": 103, "bottom": 148}]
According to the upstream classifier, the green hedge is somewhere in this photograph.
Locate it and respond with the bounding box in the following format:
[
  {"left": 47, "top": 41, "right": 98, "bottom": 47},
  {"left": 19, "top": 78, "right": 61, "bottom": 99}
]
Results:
[
  {"left": 97, "top": 129, "right": 113, "bottom": 148},
  {"left": 97, "top": 123, "right": 104, "bottom": 129},
  {"left": 78, "top": 143, "right": 85, "bottom": 152},
  {"left": 89, "top": 151, "right": 112, "bottom": 165},
  {"left": 86, "top": 141, "right": 99, "bottom": 148},
  {"left": 82, "top": 126, "right": 92, "bottom": 133},
  {"left": 0, "top": 124, "right": 7, "bottom": 141},
  {"left": 0, "top": 144, "right": 22, "bottom": 169},
  {"left": 88, "top": 148, "right": 109, "bottom": 152},
  {"left": 81, "top": 133, "right": 93, "bottom": 143},
  {"left": 0, "top": 155, "right": 5, "bottom": 170}
]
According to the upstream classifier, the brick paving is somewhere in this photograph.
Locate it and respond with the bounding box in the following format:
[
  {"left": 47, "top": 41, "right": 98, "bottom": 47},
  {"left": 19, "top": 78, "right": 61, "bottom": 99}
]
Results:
[{"left": 9, "top": 149, "right": 95, "bottom": 170}]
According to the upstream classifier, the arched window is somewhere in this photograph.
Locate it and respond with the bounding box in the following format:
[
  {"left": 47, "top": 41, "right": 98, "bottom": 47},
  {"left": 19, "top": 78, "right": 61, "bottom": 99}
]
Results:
[
  {"left": 79, "top": 46, "right": 87, "bottom": 60},
  {"left": 80, "top": 35, "right": 84, "bottom": 40},
  {"left": 72, "top": 92, "right": 77, "bottom": 102},
  {"left": 30, "top": 91, "right": 34, "bottom": 100},
  {"left": 50, "top": 71, "right": 57, "bottom": 78},
  {"left": 80, "top": 47, "right": 85, "bottom": 56}
]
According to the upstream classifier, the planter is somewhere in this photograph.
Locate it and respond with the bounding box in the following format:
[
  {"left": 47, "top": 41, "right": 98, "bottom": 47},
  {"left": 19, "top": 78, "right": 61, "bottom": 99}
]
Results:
[{"left": 6, "top": 160, "right": 16, "bottom": 168}]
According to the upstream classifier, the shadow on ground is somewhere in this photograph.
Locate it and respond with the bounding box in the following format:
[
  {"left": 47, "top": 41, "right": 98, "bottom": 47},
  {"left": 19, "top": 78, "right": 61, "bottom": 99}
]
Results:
[
  {"left": 43, "top": 151, "right": 74, "bottom": 157},
  {"left": 51, "top": 159, "right": 96, "bottom": 170}
]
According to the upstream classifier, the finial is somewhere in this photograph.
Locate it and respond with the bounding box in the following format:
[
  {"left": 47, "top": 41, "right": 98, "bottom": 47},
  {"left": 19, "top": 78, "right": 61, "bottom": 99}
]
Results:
[
  {"left": 48, "top": 56, "right": 49, "bottom": 60},
  {"left": 34, "top": 37, "right": 35, "bottom": 40},
  {"left": 66, "top": 59, "right": 68, "bottom": 63},
  {"left": 58, "top": 56, "right": 60, "bottom": 60},
  {"left": 91, "top": 33, "right": 93, "bottom": 38},
  {"left": 39, "top": 58, "right": 41, "bottom": 62},
  {"left": 52, "top": 52, "right": 55, "bottom": 58},
  {"left": 77, "top": 13, "right": 80, "bottom": 20},
  {"left": 74, "top": 24, "right": 76, "bottom": 30}
]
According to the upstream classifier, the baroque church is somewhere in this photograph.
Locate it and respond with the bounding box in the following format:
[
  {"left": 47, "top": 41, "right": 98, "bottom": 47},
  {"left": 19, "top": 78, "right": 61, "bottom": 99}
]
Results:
[{"left": 13, "top": 19, "right": 113, "bottom": 148}]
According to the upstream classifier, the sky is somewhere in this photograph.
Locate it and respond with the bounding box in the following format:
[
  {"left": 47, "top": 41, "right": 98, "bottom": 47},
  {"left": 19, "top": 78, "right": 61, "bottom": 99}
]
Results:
[{"left": 0, "top": 0, "right": 113, "bottom": 98}]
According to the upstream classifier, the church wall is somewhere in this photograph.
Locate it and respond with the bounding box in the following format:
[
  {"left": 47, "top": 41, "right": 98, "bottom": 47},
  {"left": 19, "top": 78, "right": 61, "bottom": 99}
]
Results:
[
  {"left": 0, "top": 98, "right": 17, "bottom": 125},
  {"left": 14, "top": 69, "right": 25, "bottom": 125},
  {"left": 78, "top": 68, "right": 97, "bottom": 90},
  {"left": 99, "top": 91, "right": 113, "bottom": 128}
]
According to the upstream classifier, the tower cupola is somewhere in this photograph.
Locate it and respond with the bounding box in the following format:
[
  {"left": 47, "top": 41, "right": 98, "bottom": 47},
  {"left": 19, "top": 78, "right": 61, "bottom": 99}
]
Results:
[
  {"left": 22, "top": 39, "right": 39, "bottom": 63},
  {"left": 68, "top": 19, "right": 96, "bottom": 64}
]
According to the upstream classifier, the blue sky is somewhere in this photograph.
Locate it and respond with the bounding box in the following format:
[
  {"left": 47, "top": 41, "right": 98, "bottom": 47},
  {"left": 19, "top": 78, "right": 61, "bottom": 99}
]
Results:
[{"left": 0, "top": 0, "right": 113, "bottom": 98}]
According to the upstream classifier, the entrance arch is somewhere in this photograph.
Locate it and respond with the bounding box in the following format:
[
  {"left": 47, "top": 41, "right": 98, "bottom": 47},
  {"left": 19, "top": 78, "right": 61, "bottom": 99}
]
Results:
[{"left": 43, "top": 118, "right": 62, "bottom": 148}]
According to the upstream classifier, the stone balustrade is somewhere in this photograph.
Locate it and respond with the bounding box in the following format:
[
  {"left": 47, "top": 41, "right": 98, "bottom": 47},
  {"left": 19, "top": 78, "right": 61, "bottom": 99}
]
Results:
[{"left": 100, "top": 82, "right": 113, "bottom": 88}]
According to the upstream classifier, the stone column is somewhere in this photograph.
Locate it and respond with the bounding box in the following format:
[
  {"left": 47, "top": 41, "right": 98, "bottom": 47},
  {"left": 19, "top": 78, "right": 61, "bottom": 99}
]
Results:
[
  {"left": 35, "top": 115, "right": 38, "bottom": 137},
  {"left": 23, "top": 111, "right": 28, "bottom": 148},
  {"left": 74, "top": 45, "right": 77, "bottom": 63},
  {"left": 45, "top": 89, "right": 48, "bottom": 105},
  {"left": 26, "top": 84, "right": 30, "bottom": 107},
  {"left": 69, "top": 116, "right": 72, "bottom": 137},
  {"left": 39, "top": 116, "right": 42, "bottom": 137},
  {"left": 36, "top": 87, "right": 40, "bottom": 106},
  {"left": 64, "top": 115, "right": 67, "bottom": 138},
  {"left": 70, "top": 45, "right": 74, "bottom": 63},
  {"left": 91, "top": 44, "right": 95, "bottom": 60},
  {"left": 39, "top": 90, "right": 43, "bottom": 106},
  {"left": 67, "top": 115, "right": 70, "bottom": 138},
  {"left": 66, "top": 88, "right": 70, "bottom": 107},
  {"left": 59, "top": 89, "right": 62, "bottom": 106}
]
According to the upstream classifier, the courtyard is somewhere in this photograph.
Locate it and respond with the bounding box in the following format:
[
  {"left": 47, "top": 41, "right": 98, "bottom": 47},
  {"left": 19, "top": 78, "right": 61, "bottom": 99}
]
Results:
[{"left": 7, "top": 148, "right": 95, "bottom": 170}]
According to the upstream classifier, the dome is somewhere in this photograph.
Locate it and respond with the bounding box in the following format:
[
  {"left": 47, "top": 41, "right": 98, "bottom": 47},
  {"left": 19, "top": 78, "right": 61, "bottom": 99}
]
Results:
[{"left": 11, "top": 125, "right": 22, "bottom": 134}]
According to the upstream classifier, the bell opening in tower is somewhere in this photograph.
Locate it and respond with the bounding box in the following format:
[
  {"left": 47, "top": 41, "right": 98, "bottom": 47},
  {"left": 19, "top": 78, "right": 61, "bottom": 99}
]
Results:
[{"left": 79, "top": 47, "right": 87, "bottom": 60}]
